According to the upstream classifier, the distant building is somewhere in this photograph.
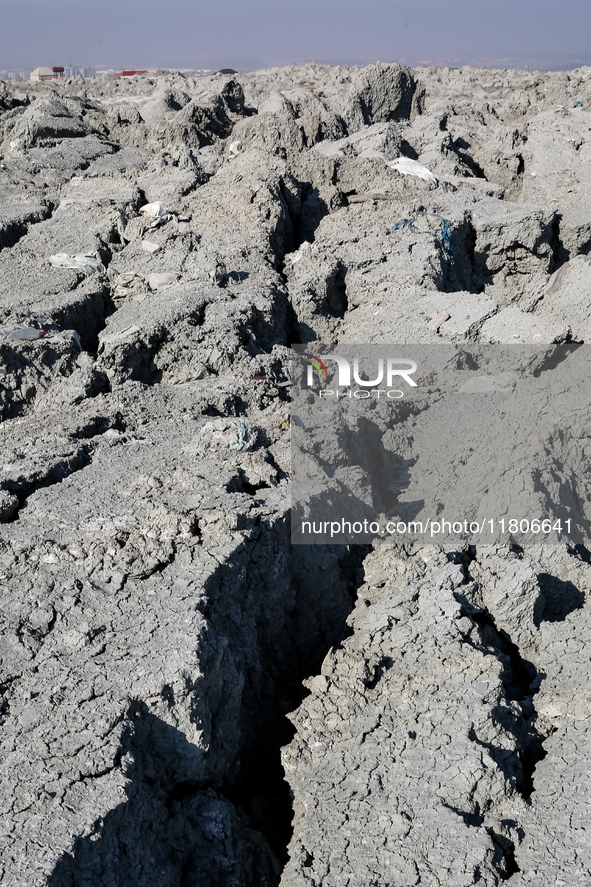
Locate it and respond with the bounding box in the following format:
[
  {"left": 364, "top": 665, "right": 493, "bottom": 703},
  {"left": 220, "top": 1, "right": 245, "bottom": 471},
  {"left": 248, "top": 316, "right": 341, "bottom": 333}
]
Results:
[
  {"left": 30, "top": 66, "right": 58, "bottom": 81},
  {"left": 216, "top": 68, "right": 238, "bottom": 75},
  {"left": 0, "top": 68, "right": 31, "bottom": 80},
  {"left": 115, "top": 70, "right": 148, "bottom": 77}
]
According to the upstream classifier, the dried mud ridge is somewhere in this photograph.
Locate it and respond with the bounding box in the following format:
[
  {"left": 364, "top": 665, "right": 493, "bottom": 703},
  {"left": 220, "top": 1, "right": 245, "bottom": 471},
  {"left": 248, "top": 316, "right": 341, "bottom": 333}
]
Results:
[{"left": 1, "top": 62, "right": 591, "bottom": 886}]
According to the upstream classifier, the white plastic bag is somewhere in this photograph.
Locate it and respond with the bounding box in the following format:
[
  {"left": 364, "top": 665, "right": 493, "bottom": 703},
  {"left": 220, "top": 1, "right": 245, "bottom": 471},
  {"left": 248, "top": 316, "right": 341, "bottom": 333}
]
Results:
[
  {"left": 139, "top": 201, "right": 169, "bottom": 218},
  {"left": 387, "top": 157, "right": 438, "bottom": 186}
]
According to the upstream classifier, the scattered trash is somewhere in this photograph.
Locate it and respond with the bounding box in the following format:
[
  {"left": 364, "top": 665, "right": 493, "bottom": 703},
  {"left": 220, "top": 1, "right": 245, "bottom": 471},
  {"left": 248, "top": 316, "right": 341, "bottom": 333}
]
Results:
[
  {"left": 228, "top": 418, "right": 257, "bottom": 451},
  {"left": 3, "top": 311, "right": 62, "bottom": 342},
  {"left": 387, "top": 157, "right": 438, "bottom": 186},
  {"left": 228, "top": 140, "right": 243, "bottom": 158},
  {"left": 138, "top": 203, "right": 189, "bottom": 230},
  {"left": 5, "top": 327, "right": 44, "bottom": 340},
  {"left": 391, "top": 212, "right": 454, "bottom": 249},
  {"left": 141, "top": 240, "right": 161, "bottom": 254},
  {"left": 391, "top": 218, "right": 414, "bottom": 232},
  {"left": 575, "top": 101, "right": 583, "bottom": 108},
  {"left": 426, "top": 310, "right": 450, "bottom": 330},
  {"left": 198, "top": 418, "right": 259, "bottom": 453},
  {"left": 140, "top": 201, "right": 168, "bottom": 218},
  {"left": 434, "top": 217, "right": 453, "bottom": 249},
  {"left": 49, "top": 252, "right": 103, "bottom": 273},
  {"left": 148, "top": 272, "right": 178, "bottom": 290}
]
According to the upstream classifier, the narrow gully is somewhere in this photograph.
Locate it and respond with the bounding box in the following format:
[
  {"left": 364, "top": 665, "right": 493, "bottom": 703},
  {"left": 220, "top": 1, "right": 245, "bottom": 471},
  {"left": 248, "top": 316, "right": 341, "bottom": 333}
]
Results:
[{"left": 221, "top": 542, "right": 371, "bottom": 869}]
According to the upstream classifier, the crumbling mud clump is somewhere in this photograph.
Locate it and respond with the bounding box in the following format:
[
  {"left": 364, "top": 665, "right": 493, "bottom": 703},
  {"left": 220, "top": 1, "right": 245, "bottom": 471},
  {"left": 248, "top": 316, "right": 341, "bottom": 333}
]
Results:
[{"left": 1, "top": 62, "right": 591, "bottom": 886}]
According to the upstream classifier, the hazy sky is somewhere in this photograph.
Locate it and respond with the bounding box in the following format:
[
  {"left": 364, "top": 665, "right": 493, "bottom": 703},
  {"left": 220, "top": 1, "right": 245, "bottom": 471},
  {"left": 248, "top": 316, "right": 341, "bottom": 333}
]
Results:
[{"left": 2, "top": 0, "right": 590, "bottom": 71}]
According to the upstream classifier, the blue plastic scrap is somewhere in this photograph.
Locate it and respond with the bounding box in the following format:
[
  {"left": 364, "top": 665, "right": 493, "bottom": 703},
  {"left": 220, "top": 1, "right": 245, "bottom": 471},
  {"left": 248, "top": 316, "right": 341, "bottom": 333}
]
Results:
[
  {"left": 228, "top": 418, "right": 256, "bottom": 451},
  {"left": 392, "top": 218, "right": 414, "bottom": 231},
  {"left": 439, "top": 219, "right": 453, "bottom": 248},
  {"left": 391, "top": 211, "right": 454, "bottom": 249}
]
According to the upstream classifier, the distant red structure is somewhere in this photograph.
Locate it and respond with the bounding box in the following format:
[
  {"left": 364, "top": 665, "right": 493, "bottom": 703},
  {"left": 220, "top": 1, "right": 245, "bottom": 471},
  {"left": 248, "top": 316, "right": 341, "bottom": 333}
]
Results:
[
  {"left": 52, "top": 66, "right": 64, "bottom": 75},
  {"left": 115, "top": 70, "right": 148, "bottom": 77}
]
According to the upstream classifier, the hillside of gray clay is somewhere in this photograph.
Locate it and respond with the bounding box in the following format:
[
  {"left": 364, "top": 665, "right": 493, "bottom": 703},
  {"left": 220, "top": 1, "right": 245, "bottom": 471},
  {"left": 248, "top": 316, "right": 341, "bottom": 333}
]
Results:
[{"left": 1, "top": 61, "right": 591, "bottom": 886}]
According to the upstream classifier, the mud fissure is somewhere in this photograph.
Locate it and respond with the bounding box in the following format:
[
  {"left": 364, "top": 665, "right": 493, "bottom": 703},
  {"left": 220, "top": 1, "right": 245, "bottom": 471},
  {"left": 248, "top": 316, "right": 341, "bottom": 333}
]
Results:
[
  {"left": 0, "top": 201, "right": 56, "bottom": 253},
  {"left": 5, "top": 443, "right": 95, "bottom": 522},
  {"left": 460, "top": 549, "right": 552, "bottom": 807},
  {"left": 221, "top": 543, "right": 370, "bottom": 868}
]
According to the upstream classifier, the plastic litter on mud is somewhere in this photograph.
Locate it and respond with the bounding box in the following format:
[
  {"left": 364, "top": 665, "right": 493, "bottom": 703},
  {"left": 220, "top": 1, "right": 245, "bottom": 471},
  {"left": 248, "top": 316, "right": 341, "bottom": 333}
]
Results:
[
  {"left": 139, "top": 201, "right": 169, "bottom": 218},
  {"left": 387, "top": 157, "right": 438, "bottom": 186},
  {"left": 4, "top": 327, "right": 44, "bottom": 340},
  {"left": 48, "top": 252, "right": 103, "bottom": 273},
  {"left": 391, "top": 212, "right": 454, "bottom": 248}
]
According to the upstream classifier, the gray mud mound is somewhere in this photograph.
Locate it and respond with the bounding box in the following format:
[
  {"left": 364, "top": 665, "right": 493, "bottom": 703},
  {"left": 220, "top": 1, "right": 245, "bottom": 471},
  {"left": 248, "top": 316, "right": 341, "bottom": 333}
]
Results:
[{"left": 0, "top": 62, "right": 590, "bottom": 887}]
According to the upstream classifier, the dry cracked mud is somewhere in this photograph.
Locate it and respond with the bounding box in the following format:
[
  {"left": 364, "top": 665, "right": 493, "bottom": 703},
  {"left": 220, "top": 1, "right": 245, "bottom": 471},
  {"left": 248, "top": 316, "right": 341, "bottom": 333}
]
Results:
[{"left": 1, "top": 61, "right": 591, "bottom": 886}]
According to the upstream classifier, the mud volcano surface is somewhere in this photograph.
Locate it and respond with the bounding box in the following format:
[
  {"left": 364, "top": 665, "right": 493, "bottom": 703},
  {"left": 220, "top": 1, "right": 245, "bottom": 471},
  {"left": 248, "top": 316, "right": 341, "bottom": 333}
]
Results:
[{"left": 1, "top": 62, "right": 591, "bottom": 886}]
